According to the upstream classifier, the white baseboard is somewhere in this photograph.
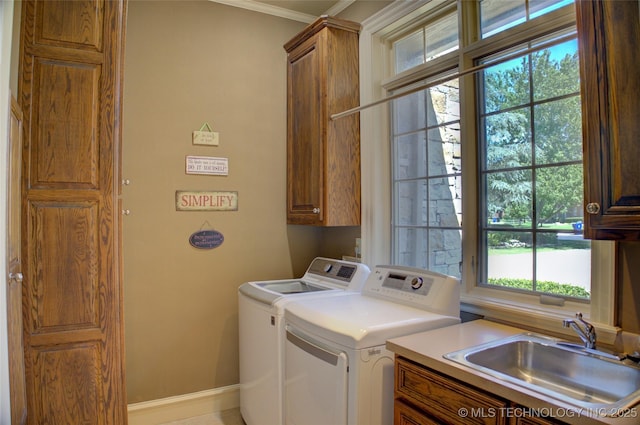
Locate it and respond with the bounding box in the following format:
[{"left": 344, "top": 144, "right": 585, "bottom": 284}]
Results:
[{"left": 127, "top": 384, "right": 240, "bottom": 425}]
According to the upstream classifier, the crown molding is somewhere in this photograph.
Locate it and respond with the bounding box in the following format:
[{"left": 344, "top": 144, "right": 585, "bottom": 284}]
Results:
[
  {"left": 208, "top": 0, "right": 317, "bottom": 23},
  {"left": 208, "top": 0, "right": 356, "bottom": 23},
  {"left": 325, "top": 0, "right": 356, "bottom": 16}
]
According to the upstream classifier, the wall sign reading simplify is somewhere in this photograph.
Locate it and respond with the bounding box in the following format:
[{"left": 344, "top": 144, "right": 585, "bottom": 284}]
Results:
[
  {"left": 186, "top": 155, "right": 228, "bottom": 176},
  {"left": 176, "top": 191, "right": 238, "bottom": 211}
]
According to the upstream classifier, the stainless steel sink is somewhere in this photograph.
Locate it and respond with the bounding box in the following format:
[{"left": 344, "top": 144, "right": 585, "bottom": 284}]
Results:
[{"left": 445, "top": 333, "right": 640, "bottom": 414}]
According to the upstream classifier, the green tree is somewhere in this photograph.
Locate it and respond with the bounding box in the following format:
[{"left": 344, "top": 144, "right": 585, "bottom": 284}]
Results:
[{"left": 483, "top": 41, "right": 582, "bottom": 224}]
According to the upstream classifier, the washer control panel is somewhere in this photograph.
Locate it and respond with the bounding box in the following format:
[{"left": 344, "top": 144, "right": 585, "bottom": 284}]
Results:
[{"left": 305, "top": 257, "right": 370, "bottom": 288}]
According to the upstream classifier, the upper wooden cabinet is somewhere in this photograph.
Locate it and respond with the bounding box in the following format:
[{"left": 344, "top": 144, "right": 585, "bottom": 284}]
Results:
[
  {"left": 577, "top": 0, "right": 640, "bottom": 240},
  {"left": 284, "top": 16, "right": 361, "bottom": 226}
]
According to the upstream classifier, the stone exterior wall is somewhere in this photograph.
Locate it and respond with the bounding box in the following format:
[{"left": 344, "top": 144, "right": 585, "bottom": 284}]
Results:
[{"left": 394, "top": 81, "right": 462, "bottom": 277}]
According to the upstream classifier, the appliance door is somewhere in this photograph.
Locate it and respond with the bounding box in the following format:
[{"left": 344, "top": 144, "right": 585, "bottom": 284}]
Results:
[
  {"left": 239, "top": 279, "right": 336, "bottom": 305},
  {"left": 239, "top": 292, "right": 282, "bottom": 425},
  {"left": 285, "top": 328, "right": 348, "bottom": 425}
]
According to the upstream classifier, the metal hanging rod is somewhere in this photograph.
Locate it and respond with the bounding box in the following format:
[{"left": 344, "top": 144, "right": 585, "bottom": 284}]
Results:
[{"left": 330, "top": 33, "right": 577, "bottom": 121}]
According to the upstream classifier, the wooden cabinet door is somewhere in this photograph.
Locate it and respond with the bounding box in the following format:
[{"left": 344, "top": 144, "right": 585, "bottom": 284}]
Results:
[
  {"left": 577, "top": 0, "right": 640, "bottom": 240},
  {"left": 287, "top": 34, "right": 325, "bottom": 224},
  {"left": 394, "top": 400, "right": 440, "bottom": 425},
  {"left": 395, "top": 357, "right": 508, "bottom": 425},
  {"left": 18, "top": 1, "right": 128, "bottom": 423},
  {"left": 284, "top": 17, "right": 361, "bottom": 226},
  {"left": 7, "top": 96, "right": 27, "bottom": 425}
]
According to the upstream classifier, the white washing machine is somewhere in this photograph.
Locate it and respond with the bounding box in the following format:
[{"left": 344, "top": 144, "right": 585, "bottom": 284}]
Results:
[
  {"left": 283, "top": 265, "right": 460, "bottom": 425},
  {"left": 238, "top": 257, "right": 370, "bottom": 425}
]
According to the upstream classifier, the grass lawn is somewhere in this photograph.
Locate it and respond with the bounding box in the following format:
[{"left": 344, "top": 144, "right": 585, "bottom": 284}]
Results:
[{"left": 488, "top": 221, "right": 579, "bottom": 231}]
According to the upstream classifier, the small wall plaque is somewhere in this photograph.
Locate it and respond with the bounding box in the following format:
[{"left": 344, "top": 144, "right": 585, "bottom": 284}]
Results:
[
  {"left": 176, "top": 191, "right": 238, "bottom": 211},
  {"left": 192, "top": 123, "right": 219, "bottom": 146},
  {"left": 189, "top": 229, "right": 224, "bottom": 249},
  {"left": 186, "top": 156, "right": 228, "bottom": 176}
]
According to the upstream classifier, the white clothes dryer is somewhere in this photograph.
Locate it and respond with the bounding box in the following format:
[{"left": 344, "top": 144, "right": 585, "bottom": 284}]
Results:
[
  {"left": 238, "top": 257, "right": 370, "bottom": 425},
  {"left": 283, "top": 265, "right": 460, "bottom": 425}
]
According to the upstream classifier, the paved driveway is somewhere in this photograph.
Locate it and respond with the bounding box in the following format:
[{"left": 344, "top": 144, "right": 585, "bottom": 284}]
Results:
[{"left": 488, "top": 249, "right": 591, "bottom": 290}]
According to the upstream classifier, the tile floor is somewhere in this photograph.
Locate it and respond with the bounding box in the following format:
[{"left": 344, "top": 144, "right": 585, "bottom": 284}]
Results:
[{"left": 160, "top": 408, "right": 244, "bottom": 425}]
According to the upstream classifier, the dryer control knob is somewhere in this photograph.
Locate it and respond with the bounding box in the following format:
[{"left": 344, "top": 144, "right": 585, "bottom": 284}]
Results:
[{"left": 411, "top": 277, "right": 423, "bottom": 290}]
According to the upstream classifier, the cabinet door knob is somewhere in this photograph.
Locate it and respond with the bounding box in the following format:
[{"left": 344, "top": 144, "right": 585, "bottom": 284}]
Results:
[
  {"left": 586, "top": 203, "right": 600, "bottom": 214},
  {"left": 8, "top": 272, "right": 23, "bottom": 282},
  {"left": 312, "top": 208, "right": 320, "bottom": 214}
]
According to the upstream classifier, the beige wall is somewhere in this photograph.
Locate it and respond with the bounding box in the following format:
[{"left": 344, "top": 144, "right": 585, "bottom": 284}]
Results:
[
  {"left": 122, "top": 0, "right": 390, "bottom": 404},
  {"left": 122, "top": 1, "right": 323, "bottom": 403},
  {"left": 29, "top": 0, "right": 635, "bottom": 406}
]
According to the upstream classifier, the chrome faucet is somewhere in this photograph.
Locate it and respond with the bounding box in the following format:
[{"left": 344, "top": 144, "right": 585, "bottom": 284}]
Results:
[{"left": 562, "top": 312, "right": 596, "bottom": 349}]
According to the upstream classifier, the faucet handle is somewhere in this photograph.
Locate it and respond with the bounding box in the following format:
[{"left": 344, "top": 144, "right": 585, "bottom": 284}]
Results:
[
  {"left": 575, "top": 312, "right": 593, "bottom": 328},
  {"left": 563, "top": 312, "right": 597, "bottom": 349}
]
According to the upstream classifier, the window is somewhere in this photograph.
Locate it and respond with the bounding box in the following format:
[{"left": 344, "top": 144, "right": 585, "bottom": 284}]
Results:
[
  {"left": 478, "top": 33, "right": 590, "bottom": 301},
  {"left": 360, "top": 0, "right": 614, "bottom": 328},
  {"left": 389, "top": 0, "right": 588, "bottom": 299}
]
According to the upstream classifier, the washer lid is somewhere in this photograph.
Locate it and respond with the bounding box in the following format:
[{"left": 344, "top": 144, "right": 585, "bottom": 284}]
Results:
[
  {"left": 284, "top": 294, "right": 460, "bottom": 349},
  {"left": 239, "top": 279, "right": 338, "bottom": 305},
  {"left": 258, "top": 280, "right": 334, "bottom": 294},
  {"left": 238, "top": 258, "right": 371, "bottom": 306}
]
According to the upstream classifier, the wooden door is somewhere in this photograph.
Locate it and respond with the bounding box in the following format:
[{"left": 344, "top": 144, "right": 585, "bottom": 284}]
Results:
[
  {"left": 18, "top": 1, "right": 128, "bottom": 423},
  {"left": 286, "top": 33, "right": 325, "bottom": 224},
  {"left": 7, "top": 96, "right": 27, "bottom": 425},
  {"left": 577, "top": 0, "right": 640, "bottom": 240}
]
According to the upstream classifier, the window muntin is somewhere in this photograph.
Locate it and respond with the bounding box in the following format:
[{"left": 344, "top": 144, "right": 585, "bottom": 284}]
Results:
[{"left": 478, "top": 33, "right": 590, "bottom": 300}]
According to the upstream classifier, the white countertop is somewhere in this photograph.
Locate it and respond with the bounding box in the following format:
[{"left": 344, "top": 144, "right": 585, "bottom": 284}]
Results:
[{"left": 386, "top": 319, "right": 640, "bottom": 425}]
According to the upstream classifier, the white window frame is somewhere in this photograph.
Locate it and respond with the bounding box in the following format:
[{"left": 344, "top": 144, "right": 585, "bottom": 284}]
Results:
[{"left": 359, "top": 0, "right": 617, "bottom": 343}]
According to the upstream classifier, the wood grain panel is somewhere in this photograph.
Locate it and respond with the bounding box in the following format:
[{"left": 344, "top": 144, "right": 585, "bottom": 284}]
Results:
[
  {"left": 325, "top": 27, "right": 360, "bottom": 225},
  {"left": 288, "top": 38, "right": 322, "bottom": 216},
  {"left": 602, "top": 1, "right": 640, "bottom": 208},
  {"left": 577, "top": 0, "right": 640, "bottom": 239},
  {"left": 32, "top": 59, "right": 99, "bottom": 188},
  {"left": 35, "top": 0, "right": 104, "bottom": 51},
  {"left": 19, "top": 0, "right": 127, "bottom": 421},
  {"left": 8, "top": 97, "right": 27, "bottom": 425},
  {"left": 394, "top": 400, "right": 440, "bottom": 425},
  {"left": 395, "top": 357, "right": 508, "bottom": 425},
  {"left": 284, "top": 17, "right": 361, "bottom": 226},
  {"left": 28, "top": 201, "right": 99, "bottom": 331},
  {"left": 32, "top": 344, "right": 102, "bottom": 425}
]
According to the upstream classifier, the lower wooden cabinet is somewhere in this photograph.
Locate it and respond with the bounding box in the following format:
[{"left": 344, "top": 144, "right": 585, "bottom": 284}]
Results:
[
  {"left": 395, "top": 399, "right": 441, "bottom": 425},
  {"left": 395, "top": 356, "right": 564, "bottom": 425},
  {"left": 511, "top": 415, "right": 565, "bottom": 425}
]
